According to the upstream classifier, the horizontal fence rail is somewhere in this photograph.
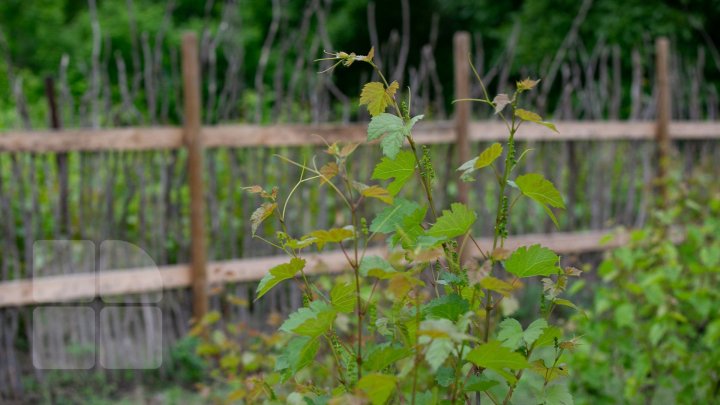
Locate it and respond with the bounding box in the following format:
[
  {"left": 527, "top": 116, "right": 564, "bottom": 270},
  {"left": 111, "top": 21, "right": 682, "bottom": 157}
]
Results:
[
  {"left": 1, "top": 121, "right": 720, "bottom": 153},
  {"left": 0, "top": 229, "right": 628, "bottom": 308}
]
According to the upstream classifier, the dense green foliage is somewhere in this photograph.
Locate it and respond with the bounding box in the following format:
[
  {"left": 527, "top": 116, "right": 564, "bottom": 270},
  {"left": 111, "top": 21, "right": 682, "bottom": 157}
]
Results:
[
  {"left": 571, "top": 170, "right": 720, "bottom": 404},
  {"left": 192, "top": 49, "right": 584, "bottom": 403}
]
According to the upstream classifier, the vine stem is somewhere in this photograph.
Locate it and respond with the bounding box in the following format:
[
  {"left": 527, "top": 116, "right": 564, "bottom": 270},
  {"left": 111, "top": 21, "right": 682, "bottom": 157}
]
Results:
[
  {"left": 341, "top": 161, "right": 364, "bottom": 381},
  {"left": 324, "top": 334, "right": 349, "bottom": 388},
  {"left": 354, "top": 261, "right": 363, "bottom": 379},
  {"left": 410, "top": 284, "right": 421, "bottom": 405}
]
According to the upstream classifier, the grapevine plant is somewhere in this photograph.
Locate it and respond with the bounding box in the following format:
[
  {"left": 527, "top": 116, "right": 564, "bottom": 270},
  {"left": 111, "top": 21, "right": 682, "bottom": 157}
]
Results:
[{"left": 207, "top": 48, "right": 582, "bottom": 404}]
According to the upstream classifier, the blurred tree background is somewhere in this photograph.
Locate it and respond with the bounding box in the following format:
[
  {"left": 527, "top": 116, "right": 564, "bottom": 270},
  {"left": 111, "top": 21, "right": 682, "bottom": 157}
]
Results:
[{"left": 0, "top": 0, "right": 718, "bottom": 126}]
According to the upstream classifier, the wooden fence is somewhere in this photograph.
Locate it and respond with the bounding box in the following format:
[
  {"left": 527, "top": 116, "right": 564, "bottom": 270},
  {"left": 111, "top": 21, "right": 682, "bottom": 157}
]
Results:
[{"left": 0, "top": 34, "right": 718, "bottom": 318}]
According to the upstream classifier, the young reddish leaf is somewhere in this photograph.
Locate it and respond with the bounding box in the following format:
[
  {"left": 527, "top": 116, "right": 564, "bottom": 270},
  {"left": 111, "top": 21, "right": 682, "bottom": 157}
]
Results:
[
  {"left": 517, "top": 78, "right": 540, "bottom": 91},
  {"left": 243, "top": 185, "right": 264, "bottom": 194},
  {"left": 361, "top": 185, "right": 394, "bottom": 204},
  {"left": 339, "top": 142, "right": 360, "bottom": 157},
  {"left": 493, "top": 93, "right": 511, "bottom": 114},
  {"left": 319, "top": 162, "right": 339, "bottom": 184},
  {"left": 250, "top": 202, "right": 277, "bottom": 236},
  {"left": 365, "top": 46, "right": 375, "bottom": 63}
]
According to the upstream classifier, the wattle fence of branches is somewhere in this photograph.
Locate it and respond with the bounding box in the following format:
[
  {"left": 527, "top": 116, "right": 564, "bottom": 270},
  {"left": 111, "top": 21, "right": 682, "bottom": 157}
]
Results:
[{"left": 1, "top": 1, "right": 720, "bottom": 400}]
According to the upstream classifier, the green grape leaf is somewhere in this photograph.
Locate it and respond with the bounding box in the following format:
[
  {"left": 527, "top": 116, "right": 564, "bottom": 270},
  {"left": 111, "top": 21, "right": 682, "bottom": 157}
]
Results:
[
  {"left": 250, "top": 202, "right": 277, "bottom": 236},
  {"left": 255, "top": 258, "right": 306, "bottom": 300},
  {"left": 372, "top": 150, "right": 416, "bottom": 196},
  {"left": 497, "top": 318, "right": 524, "bottom": 349},
  {"left": 380, "top": 132, "right": 405, "bottom": 159},
  {"left": 368, "top": 113, "right": 405, "bottom": 158},
  {"left": 466, "top": 341, "right": 529, "bottom": 382},
  {"left": 614, "top": 303, "right": 635, "bottom": 327},
  {"left": 540, "top": 384, "right": 574, "bottom": 405},
  {"left": 330, "top": 282, "right": 356, "bottom": 313},
  {"left": 424, "top": 294, "right": 470, "bottom": 322},
  {"left": 475, "top": 143, "right": 503, "bottom": 169},
  {"left": 516, "top": 173, "right": 565, "bottom": 208},
  {"left": 274, "top": 336, "right": 319, "bottom": 382},
  {"left": 285, "top": 236, "right": 317, "bottom": 250},
  {"left": 367, "top": 113, "right": 423, "bottom": 158},
  {"left": 391, "top": 205, "right": 427, "bottom": 249},
  {"left": 464, "top": 375, "right": 500, "bottom": 392},
  {"left": 280, "top": 300, "right": 336, "bottom": 337},
  {"left": 457, "top": 143, "right": 504, "bottom": 181},
  {"left": 364, "top": 344, "right": 413, "bottom": 372},
  {"left": 357, "top": 373, "right": 398, "bottom": 405},
  {"left": 515, "top": 108, "right": 558, "bottom": 133},
  {"left": 515, "top": 173, "right": 565, "bottom": 229},
  {"left": 360, "top": 81, "right": 398, "bottom": 116},
  {"left": 426, "top": 203, "right": 477, "bottom": 240},
  {"left": 367, "top": 113, "right": 404, "bottom": 141},
  {"left": 359, "top": 256, "right": 397, "bottom": 279},
  {"left": 554, "top": 298, "right": 580, "bottom": 312},
  {"left": 523, "top": 318, "right": 548, "bottom": 346},
  {"left": 406, "top": 114, "right": 424, "bottom": 133},
  {"left": 370, "top": 198, "right": 420, "bottom": 234},
  {"left": 435, "top": 366, "right": 455, "bottom": 387},
  {"left": 416, "top": 235, "right": 447, "bottom": 249},
  {"left": 425, "top": 338, "right": 454, "bottom": 372},
  {"left": 306, "top": 227, "right": 355, "bottom": 250},
  {"left": 535, "top": 326, "right": 562, "bottom": 348},
  {"left": 505, "top": 245, "right": 560, "bottom": 278}
]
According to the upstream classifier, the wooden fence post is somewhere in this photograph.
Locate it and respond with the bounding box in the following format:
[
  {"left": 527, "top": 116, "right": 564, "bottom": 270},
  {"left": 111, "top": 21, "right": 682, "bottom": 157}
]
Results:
[
  {"left": 44, "top": 77, "right": 69, "bottom": 236},
  {"left": 181, "top": 32, "right": 208, "bottom": 321},
  {"left": 454, "top": 32, "right": 472, "bottom": 265},
  {"left": 655, "top": 37, "right": 671, "bottom": 205},
  {"left": 454, "top": 32, "right": 471, "bottom": 204}
]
